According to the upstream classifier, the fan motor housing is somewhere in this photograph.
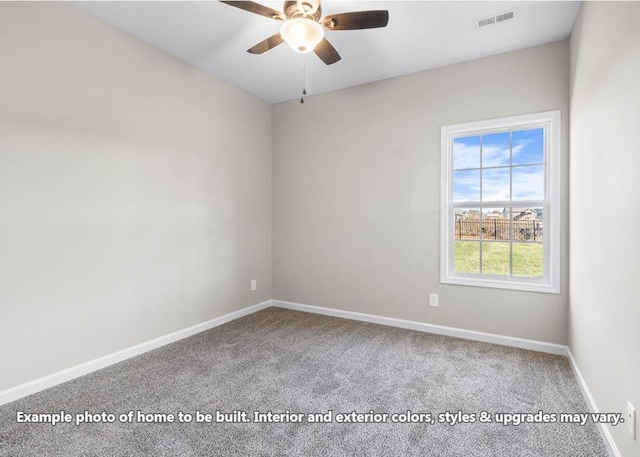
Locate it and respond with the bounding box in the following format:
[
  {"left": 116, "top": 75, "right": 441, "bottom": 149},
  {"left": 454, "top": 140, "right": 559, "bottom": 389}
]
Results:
[{"left": 283, "top": 1, "right": 322, "bottom": 21}]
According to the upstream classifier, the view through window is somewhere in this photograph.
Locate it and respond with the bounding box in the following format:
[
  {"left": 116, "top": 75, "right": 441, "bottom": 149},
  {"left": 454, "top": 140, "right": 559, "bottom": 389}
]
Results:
[{"left": 441, "top": 111, "right": 560, "bottom": 293}]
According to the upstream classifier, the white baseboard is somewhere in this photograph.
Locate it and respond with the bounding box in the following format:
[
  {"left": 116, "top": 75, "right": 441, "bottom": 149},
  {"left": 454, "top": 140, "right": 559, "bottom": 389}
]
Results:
[
  {"left": 567, "top": 349, "right": 621, "bottom": 457},
  {"left": 3, "top": 293, "right": 602, "bottom": 457},
  {"left": 0, "top": 300, "right": 272, "bottom": 406},
  {"left": 272, "top": 299, "right": 568, "bottom": 356},
  {"left": 3, "top": 297, "right": 618, "bottom": 456},
  {"left": 276, "top": 300, "right": 619, "bottom": 454}
]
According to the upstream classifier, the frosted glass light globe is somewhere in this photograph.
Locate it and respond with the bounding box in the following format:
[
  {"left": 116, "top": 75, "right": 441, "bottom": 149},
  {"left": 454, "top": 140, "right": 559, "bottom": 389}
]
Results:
[{"left": 280, "top": 18, "right": 324, "bottom": 53}]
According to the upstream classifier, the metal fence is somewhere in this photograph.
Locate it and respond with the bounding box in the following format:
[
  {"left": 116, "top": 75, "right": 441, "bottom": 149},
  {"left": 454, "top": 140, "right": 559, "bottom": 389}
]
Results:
[{"left": 455, "top": 218, "right": 543, "bottom": 242}]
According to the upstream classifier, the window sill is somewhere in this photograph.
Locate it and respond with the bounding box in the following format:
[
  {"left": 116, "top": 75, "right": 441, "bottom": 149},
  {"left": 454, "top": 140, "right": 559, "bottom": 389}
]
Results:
[{"left": 441, "top": 274, "right": 560, "bottom": 294}]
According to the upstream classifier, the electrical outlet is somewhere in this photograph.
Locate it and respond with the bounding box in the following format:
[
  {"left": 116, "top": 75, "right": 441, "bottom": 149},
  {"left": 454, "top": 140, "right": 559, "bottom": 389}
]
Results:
[
  {"left": 628, "top": 401, "right": 636, "bottom": 439},
  {"left": 429, "top": 294, "right": 438, "bottom": 307},
  {"left": 250, "top": 279, "right": 257, "bottom": 292}
]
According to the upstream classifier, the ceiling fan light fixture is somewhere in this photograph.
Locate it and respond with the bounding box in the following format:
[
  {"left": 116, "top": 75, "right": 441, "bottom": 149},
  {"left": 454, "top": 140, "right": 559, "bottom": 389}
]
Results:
[{"left": 280, "top": 18, "right": 324, "bottom": 53}]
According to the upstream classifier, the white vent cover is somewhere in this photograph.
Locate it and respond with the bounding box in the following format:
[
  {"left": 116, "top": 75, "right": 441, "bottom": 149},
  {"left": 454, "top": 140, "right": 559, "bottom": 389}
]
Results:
[{"left": 475, "top": 9, "right": 518, "bottom": 28}]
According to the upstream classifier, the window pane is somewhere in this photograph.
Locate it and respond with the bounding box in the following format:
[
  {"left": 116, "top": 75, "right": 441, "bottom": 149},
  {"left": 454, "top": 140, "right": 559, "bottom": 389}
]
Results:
[
  {"left": 454, "top": 208, "right": 480, "bottom": 240},
  {"left": 482, "top": 208, "right": 509, "bottom": 241},
  {"left": 482, "top": 167, "right": 510, "bottom": 201},
  {"left": 512, "top": 128, "right": 544, "bottom": 165},
  {"left": 453, "top": 136, "right": 480, "bottom": 170},
  {"left": 454, "top": 241, "right": 479, "bottom": 273},
  {"left": 453, "top": 169, "right": 480, "bottom": 202},
  {"left": 512, "top": 208, "right": 543, "bottom": 242},
  {"left": 482, "top": 132, "right": 511, "bottom": 167},
  {"left": 512, "top": 243, "right": 543, "bottom": 277},
  {"left": 481, "top": 242, "right": 510, "bottom": 275},
  {"left": 512, "top": 165, "right": 544, "bottom": 200}
]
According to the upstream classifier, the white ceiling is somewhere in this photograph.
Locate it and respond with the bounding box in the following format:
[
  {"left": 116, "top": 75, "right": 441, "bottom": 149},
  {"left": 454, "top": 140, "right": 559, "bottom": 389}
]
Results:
[{"left": 73, "top": 1, "right": 581, "bottom": 104}]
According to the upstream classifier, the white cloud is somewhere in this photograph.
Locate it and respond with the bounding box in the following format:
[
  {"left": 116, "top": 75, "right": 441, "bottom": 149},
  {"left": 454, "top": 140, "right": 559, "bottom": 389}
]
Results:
[
  {"left": 453, "top": 142, "right": 480, "bottom": 170},
  {"left": 452, "top": 133, "right": 544, "bottom": 203},
  {"left": 454, "top": 165, "right": 544, "bottom": 203},
  {"left": 512, "top": 166, "right": 544, "bottom": 200},
  {"left": 453, "top": 141, "right": 526, "bottom": 169},
  {"left": 482, "top": 143, "right": 525, "bottom": 168}
]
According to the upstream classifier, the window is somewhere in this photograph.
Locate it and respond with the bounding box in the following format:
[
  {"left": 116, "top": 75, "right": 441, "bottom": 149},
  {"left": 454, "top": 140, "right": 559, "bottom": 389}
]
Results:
[{"left": 441, "top": 111, "right": 560, "bottom": 293}]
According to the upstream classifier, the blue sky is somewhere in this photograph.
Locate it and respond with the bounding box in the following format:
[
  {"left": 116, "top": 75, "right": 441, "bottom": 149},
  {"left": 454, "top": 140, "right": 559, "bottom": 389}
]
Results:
[{"left": 453, "top": 128, "right": 544, "bottom": 202}]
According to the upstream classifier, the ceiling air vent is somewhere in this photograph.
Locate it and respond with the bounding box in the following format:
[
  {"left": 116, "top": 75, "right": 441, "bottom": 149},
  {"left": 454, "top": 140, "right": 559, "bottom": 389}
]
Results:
[{"left": 475, "top": 9, "right": 518, "bottom": 29}]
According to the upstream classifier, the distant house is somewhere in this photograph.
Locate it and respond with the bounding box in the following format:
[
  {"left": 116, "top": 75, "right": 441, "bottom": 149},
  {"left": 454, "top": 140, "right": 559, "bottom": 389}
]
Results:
[
  {"left": 502, "top": 208, "right": 539, "bottom": 220},
  {"left": 454, "top": 210, "right": 468, "bottom": 220},
  {"left": 514, "top": 209, "right": 537, "bottom": 221}
]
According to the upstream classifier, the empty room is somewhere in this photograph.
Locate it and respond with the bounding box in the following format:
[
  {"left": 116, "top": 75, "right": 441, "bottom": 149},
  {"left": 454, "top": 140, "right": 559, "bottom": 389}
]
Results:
[{"left": 0, "top": 1, "right": 638, "bottom": 456}]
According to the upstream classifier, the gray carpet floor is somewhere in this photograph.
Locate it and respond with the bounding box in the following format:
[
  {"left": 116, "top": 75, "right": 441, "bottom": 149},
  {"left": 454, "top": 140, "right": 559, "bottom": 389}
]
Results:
[{"left": 0, "top": 307, "right": 608, "bottom": 456}]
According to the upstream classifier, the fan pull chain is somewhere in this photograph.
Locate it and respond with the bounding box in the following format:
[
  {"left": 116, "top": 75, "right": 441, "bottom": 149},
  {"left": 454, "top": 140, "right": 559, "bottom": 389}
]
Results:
[{"left": 300, "top": 59, "right": 306, "bottom": 104}]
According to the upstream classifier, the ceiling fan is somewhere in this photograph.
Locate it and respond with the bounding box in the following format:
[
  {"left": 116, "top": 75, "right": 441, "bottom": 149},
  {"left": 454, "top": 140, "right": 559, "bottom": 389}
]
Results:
[{"left": 220, "top": 1, "right": 389, "bottom": 65}]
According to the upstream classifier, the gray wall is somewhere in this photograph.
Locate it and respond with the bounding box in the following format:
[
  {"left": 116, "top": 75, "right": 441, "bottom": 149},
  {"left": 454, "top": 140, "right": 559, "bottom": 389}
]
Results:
[
  {"left": 569, "top": 3, "right": 640, "bottom": 456},
  {"left": 273, "top": 41, "right": 570, "bottom": 344},
  {"left": 0, "top": 3, "right": 272, "bottom": 391}
]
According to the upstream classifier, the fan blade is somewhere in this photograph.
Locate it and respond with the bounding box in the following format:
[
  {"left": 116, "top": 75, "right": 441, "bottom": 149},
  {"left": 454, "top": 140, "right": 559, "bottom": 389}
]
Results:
[
  {"left": 314, "top": 38, "right": 341, "bottom": 65},
  {"left": 219, "top": 1, "right": 285, "bottom": 21},
  {"left": 247, "top": 33, "right": 284, "bottom": 54},
  {"left": 323, "top": 10, "right": 389, "bottom": 30}
]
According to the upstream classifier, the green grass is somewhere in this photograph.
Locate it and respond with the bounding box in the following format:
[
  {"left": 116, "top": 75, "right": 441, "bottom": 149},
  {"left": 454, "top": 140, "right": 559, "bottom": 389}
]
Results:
[{"left": 454, "top": 241, "right": 543, "bottom": 277}]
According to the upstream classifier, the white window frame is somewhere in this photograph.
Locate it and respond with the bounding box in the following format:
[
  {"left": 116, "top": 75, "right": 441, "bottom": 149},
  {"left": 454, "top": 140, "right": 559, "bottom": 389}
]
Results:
[{"left": 440, "top": 111, "right": 561, "bottom": 294}]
